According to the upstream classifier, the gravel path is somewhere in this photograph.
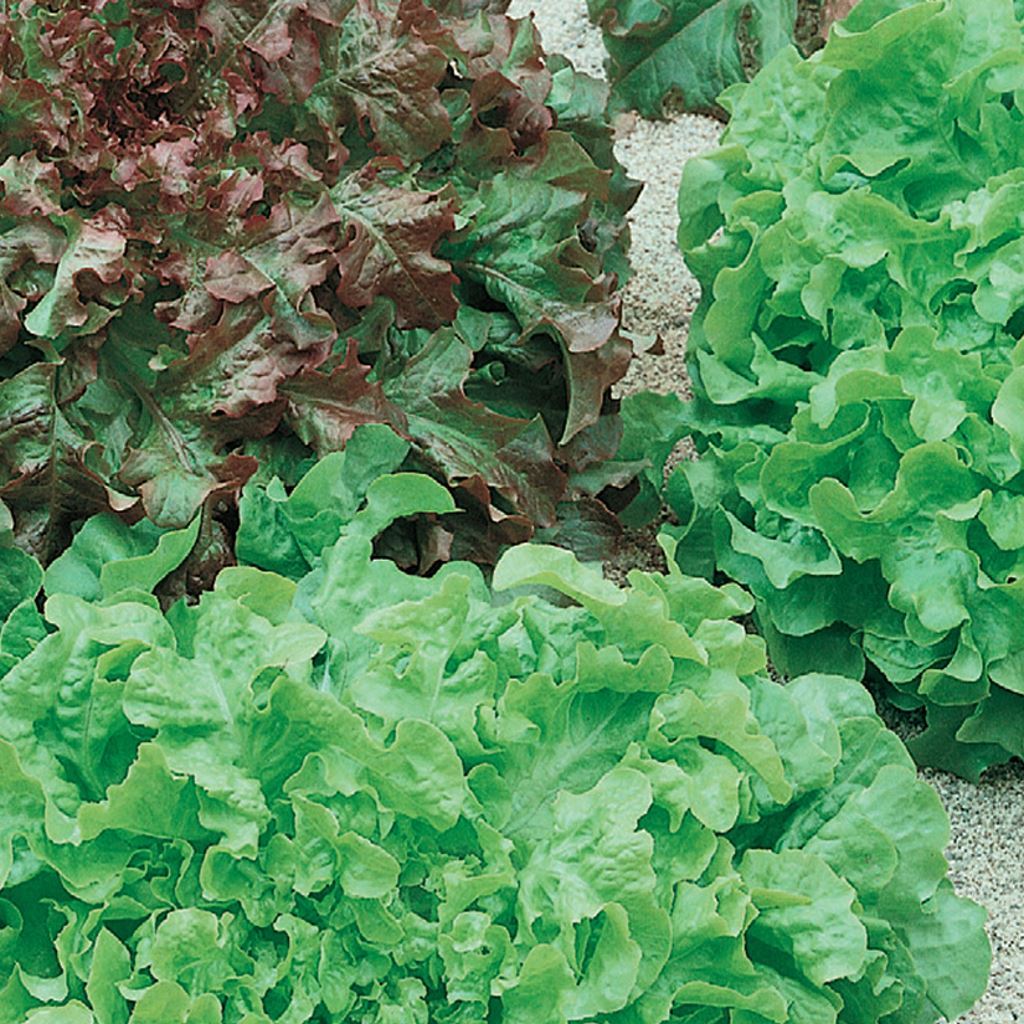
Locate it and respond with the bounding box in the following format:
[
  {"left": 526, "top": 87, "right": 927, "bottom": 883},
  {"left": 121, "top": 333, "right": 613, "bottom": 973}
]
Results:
[{"left": 510, "top": 1, "right": 1024, "bottom": 1019}]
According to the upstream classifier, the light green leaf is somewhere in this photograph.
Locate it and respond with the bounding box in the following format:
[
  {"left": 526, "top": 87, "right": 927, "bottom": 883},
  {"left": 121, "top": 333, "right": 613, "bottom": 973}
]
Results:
[
  {"left": 740, "top": 848, "right": 867, "bottom": 986},
  {"left": 45, "top": 514, "right": 200, "bottom": 602}
]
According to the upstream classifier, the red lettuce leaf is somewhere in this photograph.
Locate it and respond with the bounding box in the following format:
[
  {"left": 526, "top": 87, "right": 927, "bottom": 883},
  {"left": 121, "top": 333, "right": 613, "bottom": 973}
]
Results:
[
  {"left": 0, "top": 0, "right": 638, "bottom": 564},
  {"left": 330, "top": 162, "right": 460, "bottom": 328}
]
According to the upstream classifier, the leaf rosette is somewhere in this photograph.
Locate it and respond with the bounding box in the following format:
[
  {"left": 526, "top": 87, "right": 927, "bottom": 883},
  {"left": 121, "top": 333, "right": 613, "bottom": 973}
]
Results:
[
  {"left": 670, "top": 0, "right": 1024, "bottom": 775},
  {"left": 0, "top": 435, "right": 990, "bottom": 1022},
  {"left": 0, "top": 0, "right": 639, "bottom": 565}
]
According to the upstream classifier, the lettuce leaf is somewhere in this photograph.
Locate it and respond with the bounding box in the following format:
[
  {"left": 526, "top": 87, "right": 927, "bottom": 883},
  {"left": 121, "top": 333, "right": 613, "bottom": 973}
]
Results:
[
  {"left": 588, "top": 0, "right": 799, "bottom": 116},
  {"left": 0, "top": 0, "right": 639, "bottom": 565},
  {"left": 0, "top": 448, "right": 989, "bottom": 1022},
  {"left": 670, "top": 0, "right": 1024, "bottom": 776}
]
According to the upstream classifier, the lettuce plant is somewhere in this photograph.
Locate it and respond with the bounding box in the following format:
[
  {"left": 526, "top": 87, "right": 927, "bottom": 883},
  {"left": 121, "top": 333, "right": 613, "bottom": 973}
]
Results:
[
  {"left": 669, "top": 0, "right": 1024, "bottom": 777},
  {"left": 0, "top": 426, "right": 990, "bottom": 1022},
  {"left": 586, "top": 0, "right": 809, "bottom": 117},
  {"left": 0, "top": 0, "right": 639, "bottom": 565}
]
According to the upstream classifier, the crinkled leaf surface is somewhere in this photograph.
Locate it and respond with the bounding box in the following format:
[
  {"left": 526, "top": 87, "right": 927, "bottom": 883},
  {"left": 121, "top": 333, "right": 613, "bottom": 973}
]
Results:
[
  {"left": 0, "top": 455, "right": 989, "bottom": 1022},
  {"left": 670, "top": 0, "right": 1024, "bottom": 775},
  {"left": 0, "top": 0, "right": 638, "bottom": 564}
]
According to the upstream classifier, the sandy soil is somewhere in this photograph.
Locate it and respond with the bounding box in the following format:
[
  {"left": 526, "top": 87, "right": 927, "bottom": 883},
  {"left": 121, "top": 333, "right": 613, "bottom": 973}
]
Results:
[{"left": 509, "top": 0, "right": 1024, "bottom": 1019}]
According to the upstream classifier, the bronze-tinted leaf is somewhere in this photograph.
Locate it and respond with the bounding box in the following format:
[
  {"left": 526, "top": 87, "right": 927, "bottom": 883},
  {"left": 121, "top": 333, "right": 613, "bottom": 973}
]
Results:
[
  {"left": 332, "top": 163, "right": 459, "bottom": 328},
  {"left": 0, "top": 362, "right": 128, "bottom": 559},
  {"left": 305, "top": 0, "right": 451, "bottom": 160},
  {"left": 0, "top": 0, "right": 638, "bottom": 563},
  {"left": 281, "top": 338, "right": 408, "bottom": 450},
  {"left": 23, "top": 216, "right": 128, "bottom": 343},
  {"left": 0, "top": 220, "right": 64, "bottom": 354},
  {"left": 380, "top": 326, "right": 568, "bottom": 526}
]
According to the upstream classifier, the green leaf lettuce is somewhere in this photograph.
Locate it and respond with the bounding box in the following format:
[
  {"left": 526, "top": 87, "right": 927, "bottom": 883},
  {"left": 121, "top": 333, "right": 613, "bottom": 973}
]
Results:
[
  {"left": 670, "top": 0, "right": 1024, "bottom": 777},
  {"left": 0, "top": 448, "right": 989, "bottom": 1021}
]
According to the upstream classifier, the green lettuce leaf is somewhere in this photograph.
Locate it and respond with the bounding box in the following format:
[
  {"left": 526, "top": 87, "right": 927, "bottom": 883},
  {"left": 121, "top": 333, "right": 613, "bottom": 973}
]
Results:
[
  {"left": 0, "top": 455, "right": 988, "bottom": 1021},
  {"left": 588, "top": 0, "right": 798, "bottom": 115},
  {"left": 670, "top": 0, "right": 1024, "bottom": 775}
]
